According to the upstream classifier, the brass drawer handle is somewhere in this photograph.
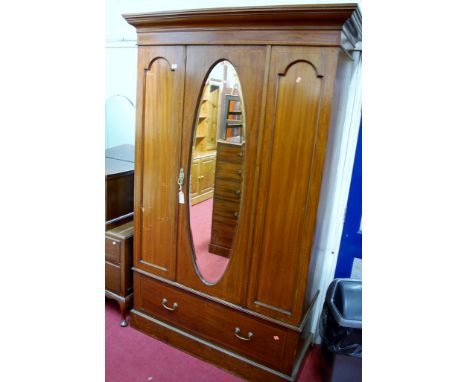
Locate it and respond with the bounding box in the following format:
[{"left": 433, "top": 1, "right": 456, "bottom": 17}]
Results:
[
  {"left": 234, "top": 327, "right": 253, "bottom": 341},
  {"left": 162, "top": 298, "right": 178, "bottom": 311}
]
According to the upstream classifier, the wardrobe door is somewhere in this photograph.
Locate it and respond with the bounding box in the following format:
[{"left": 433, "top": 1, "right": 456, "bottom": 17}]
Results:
[
  {"left": 247, "top": 46, "right": 339, "bottom": 325},
  {"left": 133, "top": 46, "right": 186, "bottom": 280},
  {"left": 177, "top": 46, "right": 266, "bottom": 304}
]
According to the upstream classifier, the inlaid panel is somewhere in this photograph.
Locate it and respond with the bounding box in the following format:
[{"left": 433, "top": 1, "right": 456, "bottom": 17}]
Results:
[
  {"left": 248, "top": 46, "right": 339, "bottom": 325},
  {"left": 134, "top": 46, "right": 186, "bottom": 279}
]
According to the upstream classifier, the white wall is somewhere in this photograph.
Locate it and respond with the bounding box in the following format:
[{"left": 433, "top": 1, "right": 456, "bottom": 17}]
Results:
[
  {"left": 106, "top": 0, "right": 362, "bottom": 340},
  {"left": 105, "top": 0, "right": 137, "bottom": 148}
]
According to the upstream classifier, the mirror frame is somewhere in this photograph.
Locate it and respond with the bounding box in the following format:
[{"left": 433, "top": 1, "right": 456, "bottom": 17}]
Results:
[{"left": 186, "top": 59, "right": 247, "bottom": 286}]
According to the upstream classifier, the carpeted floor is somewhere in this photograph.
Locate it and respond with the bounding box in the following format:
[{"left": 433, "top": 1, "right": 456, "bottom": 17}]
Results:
[
  {"left": 106, "top": 300, "right": 323, "bottom": 382},
  {"left": 190, "top": 198, "right": 229, "bottom": 283}
]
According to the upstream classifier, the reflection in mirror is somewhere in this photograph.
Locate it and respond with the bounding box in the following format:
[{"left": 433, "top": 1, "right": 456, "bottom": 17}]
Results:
[
  {"left": 105, "top": 95, "right": 135, "bottom": 149},
  {"left": 189, "top": 61, "right": 246, "bottom": 284}
]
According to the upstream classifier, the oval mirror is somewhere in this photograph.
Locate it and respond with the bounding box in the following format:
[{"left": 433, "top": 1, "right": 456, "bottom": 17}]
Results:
[{"left": 189, "top": 61, "right": 246, "bottom": 284}]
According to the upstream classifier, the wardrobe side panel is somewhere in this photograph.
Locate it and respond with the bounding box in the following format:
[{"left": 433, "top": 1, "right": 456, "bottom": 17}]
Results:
[
  {"left": 134, "top": 46, "right": 186, "bottom": 280},
  {"left": 248, "top": 46, "right": 339, "bottom": 325}
]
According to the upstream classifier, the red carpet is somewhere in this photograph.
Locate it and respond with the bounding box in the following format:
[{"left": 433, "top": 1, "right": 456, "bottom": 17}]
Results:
[
  {"left": 106, "top": 300, "right": 323, "bottom": 381},
  {"left": 190, "top": 198, "right": 229, "bottom": 283}
]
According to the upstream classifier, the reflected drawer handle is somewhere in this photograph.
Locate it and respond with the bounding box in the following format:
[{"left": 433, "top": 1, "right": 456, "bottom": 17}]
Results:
[
  {"left": 234, "top": 327, "right": 253, "bottom": 341},
  {"left": 162, "top": 298, "right": 178, "bottom": 311},
  {"left": 235, "top": 190, "right": 241, "bottom": 197}
]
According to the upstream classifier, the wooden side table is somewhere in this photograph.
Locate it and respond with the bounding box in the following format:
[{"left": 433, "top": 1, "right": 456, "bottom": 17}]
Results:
[
  {"left": 105, "top": 221, "right": 133, "bottom": 326},
  {"left": 105, "top": 144, "right": 134, "bottom": 229}
]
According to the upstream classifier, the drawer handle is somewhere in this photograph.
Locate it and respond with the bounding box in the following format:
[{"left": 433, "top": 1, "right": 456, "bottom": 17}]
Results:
[
  {"left": 112, "top": 241, "right": 117, "bottom": 245},
  {"left": 233, "top": 212, "right": 238, "bottom": 218},
  {"left": 162, "top": 298, "right": 178, "bottom": 311},
  {"left": 237, "top": 169, "right": 242, "bottom": 175},
  {"left": 234, "top": 327, "right": 253, "bottom": 341},
  {"left": 235, "top": 190, "right": 241, "bottom": 197},
  {"left": 238, "top": 152, "right": 244, "bottom": 157}
]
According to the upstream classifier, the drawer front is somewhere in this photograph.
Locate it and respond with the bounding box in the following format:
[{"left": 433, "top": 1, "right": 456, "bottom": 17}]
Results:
[
  {"left": 214, "top": 180, "right": 242, "bottom": 202},
  {"left": 212, "top": 197, "right": 240, "bottom": 224},
  {"left": 211, "top": 219, "right": 236, "bottom": 249},
  {"left": 105, "top": 237, "right": 121, "bottom": 264},
  {"left": 137, "top": 274, "right": 288, "bottom": 368},
  {"left": 105, "top": 262, "right": 121, "bottom": 294},
  {"left": 105, "top": 172, "right": 134, "bottom": 222},
  {"left": 217, "top": 143, "right": 244, "bottom": 164},
  {"left": 215, "top": 161, "right": 243, "bottom": 183}
]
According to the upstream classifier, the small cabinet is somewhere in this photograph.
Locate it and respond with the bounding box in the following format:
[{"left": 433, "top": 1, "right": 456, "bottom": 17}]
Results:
[
  {"left": 105, "top": 221, "right": 134, "bottom": 327},
  {"left": 190, "top": 153, "right": 216, "bottom": 205}
]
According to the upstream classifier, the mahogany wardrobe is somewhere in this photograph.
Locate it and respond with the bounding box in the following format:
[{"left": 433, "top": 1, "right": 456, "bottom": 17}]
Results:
[{"left": 124, "top": 4, "right": 361, "bottom": 381}]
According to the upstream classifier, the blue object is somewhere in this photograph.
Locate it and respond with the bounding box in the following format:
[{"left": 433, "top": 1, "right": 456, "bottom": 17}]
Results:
[{"left": 335, "top": 120, "right": 362, "bottom": 278}]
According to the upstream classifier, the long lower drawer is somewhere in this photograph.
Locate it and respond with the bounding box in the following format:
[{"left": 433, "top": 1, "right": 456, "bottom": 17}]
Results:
[{"left": 134, "top": 273, "right": 295, "bottom": 371}]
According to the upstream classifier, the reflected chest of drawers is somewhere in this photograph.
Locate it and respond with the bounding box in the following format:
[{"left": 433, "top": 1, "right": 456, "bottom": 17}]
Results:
[{"left": 209, "top": 141, "right": 244, "bottom": 257}]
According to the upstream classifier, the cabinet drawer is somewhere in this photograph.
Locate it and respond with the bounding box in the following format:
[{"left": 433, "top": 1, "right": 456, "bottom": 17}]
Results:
[
  {"left": 215, "top": 161, "right": 243, "bottom": 183},
  {"left": 217, "top": 142, "right": 244, "bottom": 164},
  {"left": 214, "top": 180, "right": 242, "bottom": 202},
  {"left": 212, "top": 197, "right": 240, "bottom": 223},
  {"left": 211, "top": 219, "right": 236, "bottom": 248},
  {"left": 105, "top": 237, "right": 121, "bottom": 264},
  {"left": 105, "top": 262, "right": 121, "bottom": 294},
  {"left": 137, "top": 275, "right": 288, "bottom": 368}
]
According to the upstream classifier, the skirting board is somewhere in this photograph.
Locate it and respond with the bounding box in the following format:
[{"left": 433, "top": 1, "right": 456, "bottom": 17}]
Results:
[{"left": 130, "top": 309, "right": 313, "bottom": 382}]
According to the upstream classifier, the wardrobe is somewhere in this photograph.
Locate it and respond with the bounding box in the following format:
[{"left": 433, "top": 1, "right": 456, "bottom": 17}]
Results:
[{"left": 124, "top": 5, "right": 361, "bottom": 381}]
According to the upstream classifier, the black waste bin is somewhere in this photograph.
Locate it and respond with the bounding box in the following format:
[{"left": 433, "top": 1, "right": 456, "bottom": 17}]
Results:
[{"left": 320, "top": 279, "right": 362, "bottom": 382}]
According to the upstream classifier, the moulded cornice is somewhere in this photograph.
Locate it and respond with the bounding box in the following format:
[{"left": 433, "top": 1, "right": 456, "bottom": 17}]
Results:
[{"left": 123, "top": 4, "right": 361, "bottom": 42}]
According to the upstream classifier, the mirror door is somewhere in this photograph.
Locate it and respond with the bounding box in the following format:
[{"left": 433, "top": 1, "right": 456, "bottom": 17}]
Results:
[
  {"left": 176, "top": 46, "right": 267, "bottom": 304},
  {"left": 189, "top": 61, "right": 246, "bottom": 284}
]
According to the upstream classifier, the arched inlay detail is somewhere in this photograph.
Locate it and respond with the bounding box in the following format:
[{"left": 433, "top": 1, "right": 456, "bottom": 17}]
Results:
[
  {"left": 146, "top": 56, "right": 172, "bottom": 71},
  {"left": 278, "top": 59, "right": 323, "bottom": 78}
]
